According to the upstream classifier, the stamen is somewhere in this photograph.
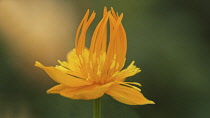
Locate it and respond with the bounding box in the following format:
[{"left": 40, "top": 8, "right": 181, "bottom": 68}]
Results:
[
  {"left": 123, "top": 82, "right": 142, "bottom": 87},
  {"left": 119, "top": 82, "right": 141, "bottom": 91}
]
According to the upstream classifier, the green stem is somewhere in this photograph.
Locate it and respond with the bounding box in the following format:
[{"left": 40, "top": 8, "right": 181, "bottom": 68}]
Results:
[{"left": 93, "top": 98, "right": 101, "bottom": 118}]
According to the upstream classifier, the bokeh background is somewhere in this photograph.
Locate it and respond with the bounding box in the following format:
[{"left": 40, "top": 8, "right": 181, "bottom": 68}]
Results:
[{"left": 0, "top": 0, "right": 210, "bottom": 118}]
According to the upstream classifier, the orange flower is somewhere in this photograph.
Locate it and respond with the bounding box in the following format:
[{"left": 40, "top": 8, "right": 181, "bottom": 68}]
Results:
[{"left": 35, "top": 7, "right": 154, "bottom": 105}]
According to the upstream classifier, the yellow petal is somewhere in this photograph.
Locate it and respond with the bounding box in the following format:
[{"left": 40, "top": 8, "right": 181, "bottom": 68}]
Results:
[
  {"left": 35, "top": 61, "right": 93, "bottom": 87},
  {"left": 60, "top": 83, "right": 113, "bottom": 100},
  {"left": 106, "top": 84, "right": 155, "bottom": 105},
  {"left": 47, "top": 84, "right": 66, "bottom": 94}
]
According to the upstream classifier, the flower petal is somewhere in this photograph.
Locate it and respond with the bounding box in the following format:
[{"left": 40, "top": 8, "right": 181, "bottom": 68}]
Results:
[
  {"left": 35, "top": 61, "right": 93, "bottom": 87},
  {"left": 60, "top": 83, "right": 113, "bottom": 100},
  {"left": 47, "top": 84, "right": 66, "bottom": 94},
  {"left": 106, "top": 84, "right": 155, "bottom": 105}
]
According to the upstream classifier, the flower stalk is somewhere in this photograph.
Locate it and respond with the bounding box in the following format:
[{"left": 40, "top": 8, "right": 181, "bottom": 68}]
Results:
[{"left": 93, "top": 98, "right": 101, "bottom": 118}]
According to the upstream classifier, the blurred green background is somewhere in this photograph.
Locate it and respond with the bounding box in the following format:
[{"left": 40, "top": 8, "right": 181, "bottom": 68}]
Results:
[{"left": 0, "top": 0, "right": 210, "bottom": 118}]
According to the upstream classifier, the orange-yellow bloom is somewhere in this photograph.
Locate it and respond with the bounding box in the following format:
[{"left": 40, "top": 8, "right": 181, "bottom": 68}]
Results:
[{"left": 35, "top": 7, "right": 154, "bottom": 105}]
